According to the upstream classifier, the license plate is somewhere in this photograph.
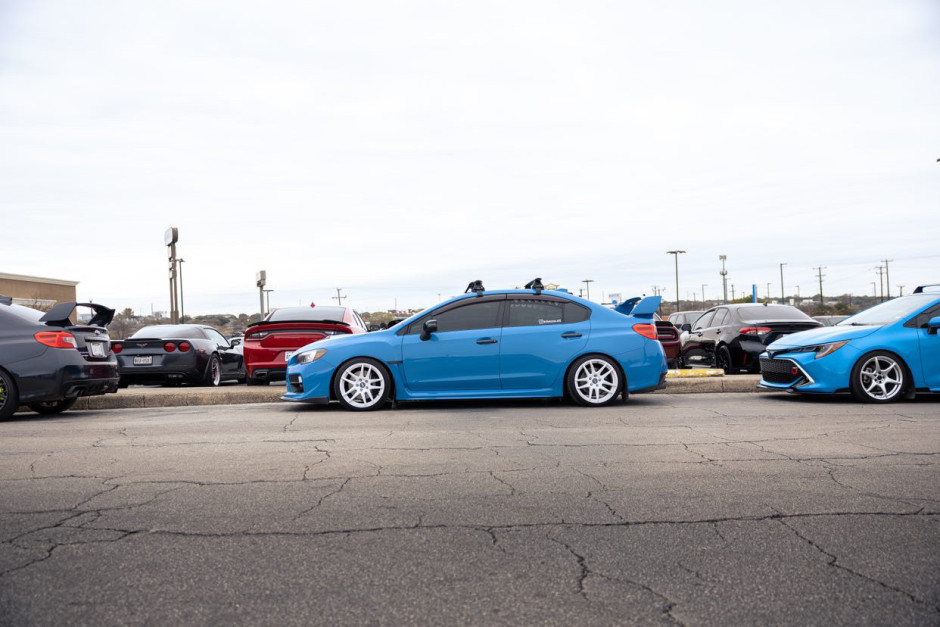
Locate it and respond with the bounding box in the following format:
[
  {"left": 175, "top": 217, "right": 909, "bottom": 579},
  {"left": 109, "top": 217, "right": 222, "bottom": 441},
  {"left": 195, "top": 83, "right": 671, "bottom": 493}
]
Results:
[
  {"left": 284, "top": 351, "right": 294, "bottom": 361},
  {"left": 88, "top": 342, "right": 107, "bottom": 358},
  {"left": 133, "top": 356, "right": 153, "bottom": 366}
]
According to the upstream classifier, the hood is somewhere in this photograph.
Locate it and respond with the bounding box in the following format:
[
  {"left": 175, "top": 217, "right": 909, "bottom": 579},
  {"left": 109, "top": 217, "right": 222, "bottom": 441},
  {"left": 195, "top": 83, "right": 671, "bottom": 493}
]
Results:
[
  {"left": 297, "top": 330, "right": 374, "bottom": 353},
  {"left": 767, "top": 324, "right": 880, "bottom": 350}
]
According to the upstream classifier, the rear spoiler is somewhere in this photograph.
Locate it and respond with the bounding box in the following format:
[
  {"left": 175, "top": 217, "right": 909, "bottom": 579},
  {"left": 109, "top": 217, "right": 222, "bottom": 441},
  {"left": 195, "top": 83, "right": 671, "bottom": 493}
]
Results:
[
  {"left": 245, "top": 319, "right": 350, "bottom": 330},
  {"left": 40, "top": 302, "right": 115, "bottom": 328},
  {"left": 614, "top": 295, "right": 661, "bottom": 318}
]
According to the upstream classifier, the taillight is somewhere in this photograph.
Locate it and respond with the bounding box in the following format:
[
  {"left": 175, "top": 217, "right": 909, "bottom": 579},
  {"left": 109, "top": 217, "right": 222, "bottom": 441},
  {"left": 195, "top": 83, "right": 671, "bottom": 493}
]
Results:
[
  {"left": 632, "top": 323, "right": 658, "bottom": 340},
  {"left": 164, "top": 342, "right": 176, "bottom": 352},
  {"left": 178, "top": 342, "right": 191, "bottom": 352},
  {"left": 739, "top": 327, "right": 772, "bottom": 335},
  {"left": 112, "top": 343, "right": 123, "bottom": 354},
  {"left": 247, "top": 331, "right": 269, "bottom": 339},
  {"left": 35, "top": 331, "right": 78, "bottom": 349}
]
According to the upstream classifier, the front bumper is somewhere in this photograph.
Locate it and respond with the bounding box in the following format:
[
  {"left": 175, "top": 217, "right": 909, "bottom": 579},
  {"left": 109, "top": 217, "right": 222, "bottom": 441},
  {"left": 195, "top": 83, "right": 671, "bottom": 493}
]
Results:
[{"left": 758, "top": 348, "right": 855, "bottom": 394}]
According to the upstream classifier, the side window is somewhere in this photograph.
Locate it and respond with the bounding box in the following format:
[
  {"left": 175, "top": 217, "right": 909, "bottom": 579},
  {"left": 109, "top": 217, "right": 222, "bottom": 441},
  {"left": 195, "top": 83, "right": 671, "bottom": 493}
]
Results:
[
  {"left": 908, "top": 303, "right": 940, "bottom": 328},
  {"left": 564, "top": 302, "right": 590, "bottom": 323},
  {"left": 205, "top": 328, "right": 228, "bottom": 345},
  {"left": 711, "top": 309, "right": 729, "bottom": 327},
  {"left": 508, "top": 300, "right": 565, "bottom": 327},
  {"left": 692, "top": 310, "right": 715, "bottom": 331},
  {"left": 426, "top": 301, "right": 502, "bottom": 333}
]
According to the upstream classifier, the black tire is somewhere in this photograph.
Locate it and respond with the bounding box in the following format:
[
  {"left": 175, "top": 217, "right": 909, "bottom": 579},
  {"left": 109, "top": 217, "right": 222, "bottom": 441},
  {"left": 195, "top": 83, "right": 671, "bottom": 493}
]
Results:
[
  {"left": 28, "top": 398, "right": 77, "bottom": 415},
  {"left": 202, "top": 355, "right": 222, "bottom": 387},
  {"left": 566, "top": 354, "right": 623, "bottom": 407},
  {"left": 0, "top": 369, "right": 19, "bottom": 420},
  {"left": 716, "top": 346, "right": 734, "bottom": 375},
  {"left": 849, "top": 351, "right": 908, "bottom": 403},
  {"left": 332, "top": 358, "right": 392, "bottom": 411},
  {"left": 118, "top": 377, "right": 129, "bottom": 389},
  {"left": 246, "top": 376, "right": 264, "bottom": 386}
]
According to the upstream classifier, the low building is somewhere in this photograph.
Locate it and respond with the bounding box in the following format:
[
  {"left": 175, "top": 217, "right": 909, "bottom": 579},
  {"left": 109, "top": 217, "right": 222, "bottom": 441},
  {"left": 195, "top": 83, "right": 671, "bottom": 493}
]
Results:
[{"left": 0, "top": 272, "right": 78, "bottom": 308}]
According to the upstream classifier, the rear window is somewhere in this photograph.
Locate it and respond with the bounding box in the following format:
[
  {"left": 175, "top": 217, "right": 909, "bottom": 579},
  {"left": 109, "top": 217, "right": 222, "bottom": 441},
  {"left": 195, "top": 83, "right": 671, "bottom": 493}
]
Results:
[
  {"left": 737, "top": 306, "right": 812, "bottom": 322},
  {"left": 267, "top": 306, "right": 347, "bottom": 323},
  {"left": 131, "top": 325, "right": 208, "bottom": 340},
  {"left": 1, "top": 303, "right": 44, "bottom": 323}
]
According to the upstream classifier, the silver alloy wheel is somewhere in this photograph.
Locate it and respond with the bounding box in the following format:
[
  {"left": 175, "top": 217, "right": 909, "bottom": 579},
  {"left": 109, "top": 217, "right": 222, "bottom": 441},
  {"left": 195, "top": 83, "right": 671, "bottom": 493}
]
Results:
[
  {"left": 858, "top": 355, "right": 903, "bottom": 401},
  {"left": 210, "top": 357, "right": 221, "bottom": 386},
  {"left": 573, "top": 358, "right": 619, "bottom": 404},
  {"left": 338, "top": 362, "right": 386, "bottom": 409}
]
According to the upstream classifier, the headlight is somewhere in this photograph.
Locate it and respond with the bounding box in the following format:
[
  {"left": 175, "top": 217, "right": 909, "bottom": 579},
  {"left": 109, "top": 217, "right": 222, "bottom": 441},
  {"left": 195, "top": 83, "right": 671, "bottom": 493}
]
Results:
[
  {"left": 296, "top": 349, "right": 327, "bottom": 365},
  {"left": 794, "top": 340, "right": 848, "bottom": 359}
]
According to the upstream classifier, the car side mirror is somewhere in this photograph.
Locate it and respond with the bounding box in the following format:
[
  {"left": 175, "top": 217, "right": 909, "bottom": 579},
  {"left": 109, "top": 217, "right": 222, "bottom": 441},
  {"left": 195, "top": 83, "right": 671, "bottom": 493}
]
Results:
[
  {"left": 420, "top": 319, "right": 438, "bottom": 341},
  {"left": 230, "top": 338, "right": 241, "bottom": 346},
  {"left": 928, "top": 316, "right": 940, "bottom": 335},
  {"left": 680, "top": 324, "right": 692, "bottom": 332}
]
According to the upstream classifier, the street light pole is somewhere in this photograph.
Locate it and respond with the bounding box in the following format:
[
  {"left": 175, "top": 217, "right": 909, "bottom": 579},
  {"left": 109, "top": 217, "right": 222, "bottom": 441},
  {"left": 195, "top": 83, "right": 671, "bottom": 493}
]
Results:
[
  {"left": 701, "top": 284, "right": 707, "bottom": 304},
  {"left": 719, "top": 255, "right": 728, "bottom": 303},
  {"left": 779, "top": 262, "right": 787, "bottom": 301},
  {"left": 666, "top": 250, "right": 686, "bottom": 314},
  {"left": 582, "top": 279, "right": 594, "bottom": 301},
  {"left": 264, "top": 289, "right": 274, "bottom": 315}
]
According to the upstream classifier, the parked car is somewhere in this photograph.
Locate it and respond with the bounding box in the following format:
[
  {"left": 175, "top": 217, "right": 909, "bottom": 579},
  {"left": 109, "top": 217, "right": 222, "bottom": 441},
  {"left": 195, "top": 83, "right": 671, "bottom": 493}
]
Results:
[
  {"left": 679, "top": 304, "right": 821, "bottom": 373},
  {"left": 0, "top": 297, "right": 119, "bottom": 419},
  {"left": 616, "top": 297, "right": 680, "bottom": 368},
  {"left": 668, "top": 310, "right": 705, "bottom": 332},
  {"left": 282, "top": 282, "right": 667, "bottom": 411},
  {"left": 813, "top": 315, "right": 850, "bottom": 326},
  {"left": 760, "top": 285, "right": 940, "bottom": 402},
  {"left": 112, "top": 324, "right": 245, "bottom": 387},
  {"left": 243, "top": 305, "right": 368, "bottom": 385}
]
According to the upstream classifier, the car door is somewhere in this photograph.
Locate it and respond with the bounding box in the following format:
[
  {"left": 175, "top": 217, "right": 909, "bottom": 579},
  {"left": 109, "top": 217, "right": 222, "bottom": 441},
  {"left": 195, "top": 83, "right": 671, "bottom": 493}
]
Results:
[
  {"left": 498, "top": 296, "right": 590, "bottom": 390},
  {"left": 702, "top": 308, "right": 729, "bottom": 364},
  {"left": 400, "top": 297, "right": 504, "bottom": 392},
  {"left": 909, "top": 303, "right": 940, "bottom": 390},
  {"left": 204, "top": 327, "right": 243, "bottom": 377},
  {"left": 680, "top": 309, "right": 716, "bottom": 367}
]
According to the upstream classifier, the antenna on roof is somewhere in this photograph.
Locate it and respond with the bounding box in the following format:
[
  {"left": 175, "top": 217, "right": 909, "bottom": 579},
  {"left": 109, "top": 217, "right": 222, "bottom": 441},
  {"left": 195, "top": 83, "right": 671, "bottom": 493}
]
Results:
[
  {"left": 465, "top": 280, "right": 485, "bottom": 296},
  {"left": 524, "top": 278, "right": 544, "bottom": 295}
]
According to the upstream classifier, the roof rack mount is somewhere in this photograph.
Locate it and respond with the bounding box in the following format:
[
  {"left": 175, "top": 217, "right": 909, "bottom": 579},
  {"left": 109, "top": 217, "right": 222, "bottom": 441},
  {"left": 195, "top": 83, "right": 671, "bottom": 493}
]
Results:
[
  {"left": 524, "top": 278, "right": 544, "bottom": 295},
  {"left": 465, "top": 280, "right": 485, "bottom": 296}
]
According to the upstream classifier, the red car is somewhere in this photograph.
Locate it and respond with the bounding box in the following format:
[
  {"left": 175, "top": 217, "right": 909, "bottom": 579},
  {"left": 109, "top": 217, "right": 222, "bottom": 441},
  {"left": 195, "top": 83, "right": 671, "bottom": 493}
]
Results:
[{"left": 243, "top": 305, "right": 368, "bottom": 385}]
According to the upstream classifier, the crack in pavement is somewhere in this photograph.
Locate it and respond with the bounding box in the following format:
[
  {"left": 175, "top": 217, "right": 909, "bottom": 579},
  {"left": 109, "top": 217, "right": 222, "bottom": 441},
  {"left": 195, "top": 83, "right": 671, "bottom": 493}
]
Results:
[{"left": 777, "top": 518, "right": 940, "bottom": 615}]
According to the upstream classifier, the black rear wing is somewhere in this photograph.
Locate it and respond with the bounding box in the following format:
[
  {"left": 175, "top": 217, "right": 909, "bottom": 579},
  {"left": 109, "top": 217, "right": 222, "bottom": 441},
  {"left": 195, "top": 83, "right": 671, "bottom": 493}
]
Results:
[{"left": 40, "top": 302, "right": 115, "bottom": 328}]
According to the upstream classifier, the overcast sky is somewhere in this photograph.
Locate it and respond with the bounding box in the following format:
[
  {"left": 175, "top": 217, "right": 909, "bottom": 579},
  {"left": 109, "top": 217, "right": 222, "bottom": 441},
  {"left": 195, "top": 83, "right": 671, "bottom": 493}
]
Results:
[{"left": 1, "top": 0, "right": 938, "bottom": 315}]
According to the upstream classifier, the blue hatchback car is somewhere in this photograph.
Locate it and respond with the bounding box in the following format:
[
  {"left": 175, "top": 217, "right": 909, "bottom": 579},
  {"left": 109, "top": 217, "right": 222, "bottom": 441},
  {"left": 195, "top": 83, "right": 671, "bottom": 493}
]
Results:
[
  {"left": 282, "top": 282, "right": 667, "bottom": 410},
  {"left": 759, "top": 284, "right": 940, "bottom": 402}
]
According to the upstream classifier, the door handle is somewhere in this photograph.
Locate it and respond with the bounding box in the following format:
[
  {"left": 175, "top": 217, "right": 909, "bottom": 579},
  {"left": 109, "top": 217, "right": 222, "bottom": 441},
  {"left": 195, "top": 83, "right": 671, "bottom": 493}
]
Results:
[
  {"left": 561, "top": 332, "right": 582, "bottom": 339},
  {"left": 476, "top": 338, "right": 498, "bottom": 344}
]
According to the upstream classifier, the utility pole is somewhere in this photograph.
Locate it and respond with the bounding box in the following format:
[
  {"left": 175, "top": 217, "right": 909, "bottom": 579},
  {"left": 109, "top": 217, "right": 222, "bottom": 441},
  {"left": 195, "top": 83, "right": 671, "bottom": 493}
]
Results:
[
  {"left": 164, "top": 227, "right": 179, "bottom": 324},
  {"left": 796, "top": 285, "right": 801, "bottom": 300},
  {"left": 719, "top": 255, "right": 728, "bottom": 303},
  {"left": 582, "top": 279, "right": 594, "bottom": 301},
  {"left": 875, "top": 266, "right": 885, "bottom": 302},
  {"left": 898, "top": 284, "right": 905, "bottom": 296},
  {"left": 766, "top": 282, "right": 771, "bottom": 301},
  {"left": 731, "top": 284, "right": 736, "bottom": 301},
  {"left": 871, "top": 282, "right": 876, "bottom": 297},
  {"left": 667, "top": 250, "right": 686, "bottom": 314},
  {"left": 779, "top": 262, "right": 787, "bottom": 301},
  {"left": 333, "top": 288, "right": 345, "bottom": 306},
  {"left": 814, "top": 266, "right": 826, "bottom": 305},
  {"left": 881, "top": 259, "right": 892, "bottom": 299}
]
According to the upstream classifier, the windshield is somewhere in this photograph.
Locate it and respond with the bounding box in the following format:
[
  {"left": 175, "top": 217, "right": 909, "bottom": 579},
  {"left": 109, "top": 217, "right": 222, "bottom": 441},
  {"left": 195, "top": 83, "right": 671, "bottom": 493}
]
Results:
[
  {"left": 737, "top": 305, "right": 812, "bottom": 322},
  {"left": 837, "top": 296, "right": 934, "bottom": 326}
]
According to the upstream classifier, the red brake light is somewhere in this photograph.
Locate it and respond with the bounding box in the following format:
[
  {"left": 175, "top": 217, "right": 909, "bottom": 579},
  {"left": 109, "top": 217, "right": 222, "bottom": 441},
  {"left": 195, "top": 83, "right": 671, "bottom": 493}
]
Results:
[
  {"left": 112, "top": 342, "right": 123, "bottom": 354},
  {"left": 34, "top": 331, "right": 78, "bottom": 349},
  {"left": 164, "top": 342, "right": 176, "bottom": 352},
  {"left": 739, "top": 327, "right": 772, "bottom": 335},
  {"left": 178, "top": 342, "right": 191, "bottom": 352},
  {"left": 632, "top": 323, "right": 658, "bottom": 340}
]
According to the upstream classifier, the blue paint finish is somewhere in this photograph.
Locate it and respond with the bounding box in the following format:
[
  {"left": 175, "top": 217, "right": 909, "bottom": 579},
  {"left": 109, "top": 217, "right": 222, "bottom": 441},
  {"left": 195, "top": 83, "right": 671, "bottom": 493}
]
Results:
[{"left": 282, "top": 289, "right": 667, "bottom": 408}]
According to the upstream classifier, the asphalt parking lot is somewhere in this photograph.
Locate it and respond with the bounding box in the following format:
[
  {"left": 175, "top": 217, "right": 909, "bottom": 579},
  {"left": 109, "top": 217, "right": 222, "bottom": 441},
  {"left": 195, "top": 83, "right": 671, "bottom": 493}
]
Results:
[{"left": 1, "top": 394, "right": 938, "bottom": 625}]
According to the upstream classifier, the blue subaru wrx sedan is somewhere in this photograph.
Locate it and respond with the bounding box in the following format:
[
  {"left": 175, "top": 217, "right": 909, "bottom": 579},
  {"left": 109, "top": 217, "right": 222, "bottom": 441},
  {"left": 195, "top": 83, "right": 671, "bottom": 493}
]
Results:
[
  {"left": 759, "top": 284, "right": 940, "bottom": 402},
  {"left": 282, "top": 282, "right": 667, "bottom": 411}
]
